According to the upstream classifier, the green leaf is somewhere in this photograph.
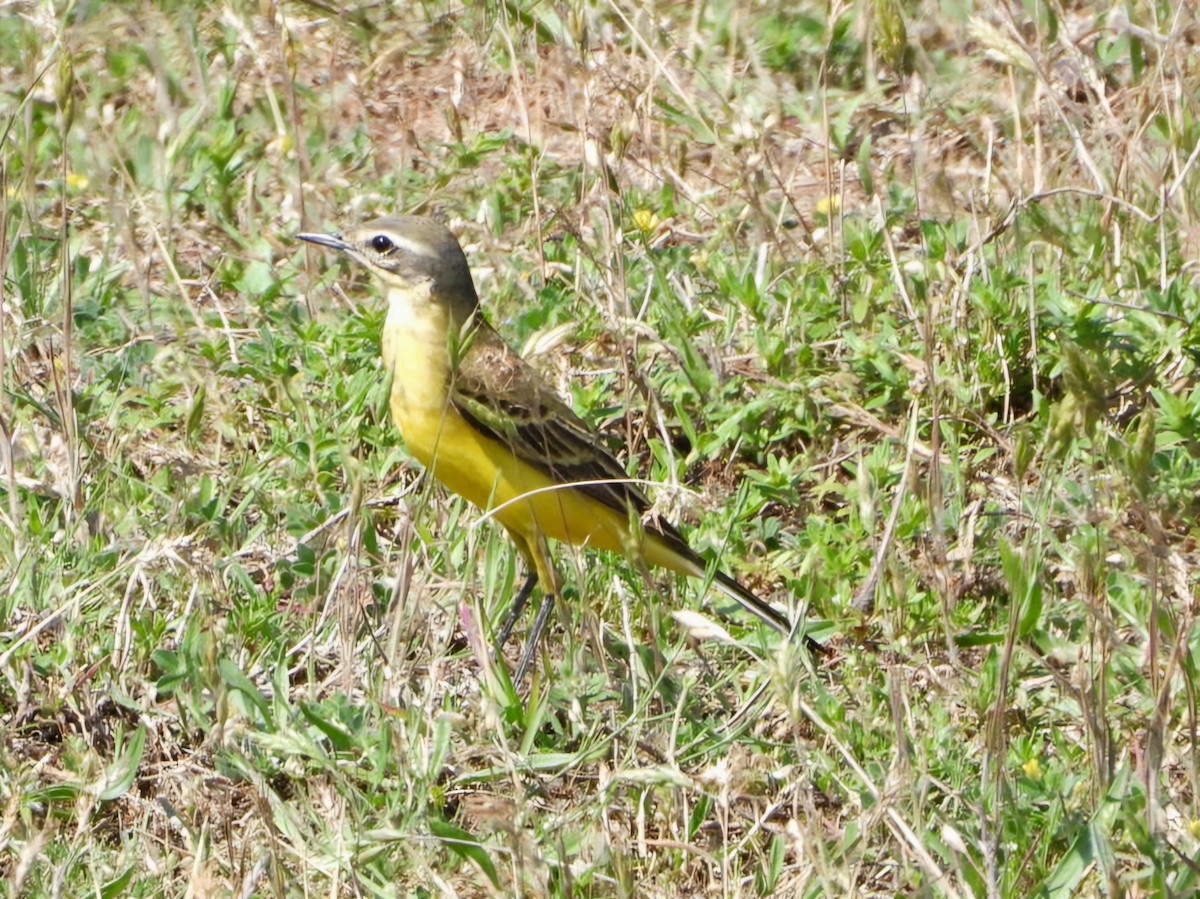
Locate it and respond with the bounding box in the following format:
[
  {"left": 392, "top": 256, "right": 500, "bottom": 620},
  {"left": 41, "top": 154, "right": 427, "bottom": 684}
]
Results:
[
  {"left": 217, "top": 657, "right": 270, "bottom": 721},
  {"left": 428, "top": 818, "right": 499, "bottom": 886},
  {"left": 300, "top": 702, "right": 355, "bottom": 753},
  {"left": 1036, "top": 775, "right": 1124, "bottom": 897},
  {"left": 97, "top": 724, "right": 146, "bottom": 801},
  {"left": 953, "top": 630, "right": 1005, "bottom": 648},
  {"left": 186, "top": 384, "right": 206, "bottom": 442},
  {"left": 1000, "top": 539, "right": 1043, "bottom": 637},
  {"left": 98, "top": 865, "right": 136, "bottom": 899}
]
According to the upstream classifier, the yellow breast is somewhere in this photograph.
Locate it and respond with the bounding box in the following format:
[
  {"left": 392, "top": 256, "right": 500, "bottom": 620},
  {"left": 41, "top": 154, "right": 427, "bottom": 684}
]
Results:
[{"left": 378, "top": 281, "right": 682, "bottom": 573}]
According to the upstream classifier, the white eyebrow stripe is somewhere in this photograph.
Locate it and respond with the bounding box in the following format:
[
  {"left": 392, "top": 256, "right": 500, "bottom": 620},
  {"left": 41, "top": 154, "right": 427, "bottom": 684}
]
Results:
[{"left": 375, "top": 233, "right": 440, "bottom": 260}]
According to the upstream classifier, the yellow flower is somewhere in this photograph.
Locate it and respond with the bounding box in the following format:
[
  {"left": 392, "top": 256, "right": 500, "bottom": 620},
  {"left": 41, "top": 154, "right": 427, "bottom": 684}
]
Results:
[
  {"left": 1021, "top": 757, "right": 1041, "bottom": 779},
  {"left": 267, "top": 133, "right": 293, "bottom": 157},
  {"left": 65, "top": 172, "right": 89, "bottom": 190},
  {"left": 815, "top": 194, "right": 840, "bottom": 217},
  {"left": 632, "top": 208, "right": 661, "bottom": 234}
]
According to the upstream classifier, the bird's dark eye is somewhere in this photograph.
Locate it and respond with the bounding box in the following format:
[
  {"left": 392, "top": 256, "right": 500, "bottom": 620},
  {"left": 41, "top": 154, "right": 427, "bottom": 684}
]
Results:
[{"left": 371, "top": 234, "right": 394, "bottom": 253}]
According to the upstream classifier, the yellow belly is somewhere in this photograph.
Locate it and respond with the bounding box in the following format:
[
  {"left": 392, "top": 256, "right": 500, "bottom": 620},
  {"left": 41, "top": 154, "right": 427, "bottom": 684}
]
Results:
[
  {"left": 395, "top": 397, "right": 637, "bottom": 557},
  {"left": 379, "top": 291, "right": 694, "bottom": 579}
]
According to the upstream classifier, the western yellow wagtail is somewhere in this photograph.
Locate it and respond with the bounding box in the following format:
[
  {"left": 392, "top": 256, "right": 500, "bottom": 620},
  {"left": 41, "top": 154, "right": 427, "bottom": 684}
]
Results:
[{"left": 299, "top": 216, "right": 806, "bottom": 679}]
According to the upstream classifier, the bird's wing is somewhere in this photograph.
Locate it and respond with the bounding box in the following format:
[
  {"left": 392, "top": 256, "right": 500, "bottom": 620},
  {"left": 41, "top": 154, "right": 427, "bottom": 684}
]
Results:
[
  {"left": 451, "top": 329, "right": 691, "bottom": 546},
  {"left": 452, "top": 326, "right": 797, "bottom": 637}
]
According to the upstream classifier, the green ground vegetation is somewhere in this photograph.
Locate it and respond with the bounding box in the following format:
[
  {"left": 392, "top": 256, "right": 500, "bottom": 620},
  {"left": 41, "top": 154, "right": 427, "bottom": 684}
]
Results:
[{"left": 3, "top": 0, "right": 1200, "bottom": 895}]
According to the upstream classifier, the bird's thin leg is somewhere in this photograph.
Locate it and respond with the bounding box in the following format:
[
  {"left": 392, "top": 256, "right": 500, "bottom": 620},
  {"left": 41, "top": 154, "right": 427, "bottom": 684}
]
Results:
[
  {"left": 514, "top": 592, "right": 556, "bottom": 683},
  {"left": 494, "top": 571, "right": 539, "bottom": 658}
]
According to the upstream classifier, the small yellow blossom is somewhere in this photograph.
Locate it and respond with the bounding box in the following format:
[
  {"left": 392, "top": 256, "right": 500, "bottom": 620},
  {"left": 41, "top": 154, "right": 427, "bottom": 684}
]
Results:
[
  {"left": 1021, "top": 757, "right": 1041, "bottom": 779},
  {"left": 267, "top": 133, "right": 293, "bottom": 157},
  {"left": 632, "top": 208, "right": 661, "bottom": 234},
  {"left": 815, "top": 194, "right": 840, "bottom": 218},
  {"left": 65, "top": 172, "right": 89, "bottom": 190}
]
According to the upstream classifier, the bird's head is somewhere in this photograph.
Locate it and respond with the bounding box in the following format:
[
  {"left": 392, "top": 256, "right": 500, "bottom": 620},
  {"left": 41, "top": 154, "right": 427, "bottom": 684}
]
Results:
[{"left": 298, "top": 215, "right": 480, "bottom": 322}]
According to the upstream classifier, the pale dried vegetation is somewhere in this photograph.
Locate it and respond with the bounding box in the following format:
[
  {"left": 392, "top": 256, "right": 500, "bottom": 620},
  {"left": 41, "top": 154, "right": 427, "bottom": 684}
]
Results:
[{"left": 3, "top": 0, "right": 1200, "bottom": 895}]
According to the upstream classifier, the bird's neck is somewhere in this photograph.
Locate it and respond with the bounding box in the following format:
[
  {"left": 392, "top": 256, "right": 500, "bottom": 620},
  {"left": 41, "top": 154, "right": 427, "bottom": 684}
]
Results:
[{"left": 380, "top": 281, "right": 456, "bottom": 410}]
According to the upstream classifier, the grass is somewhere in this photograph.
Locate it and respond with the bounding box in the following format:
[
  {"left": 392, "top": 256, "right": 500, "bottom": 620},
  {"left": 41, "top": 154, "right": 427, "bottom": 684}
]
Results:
[{"left": 3, "top": 0, "right": 1200, "bottom": 895}]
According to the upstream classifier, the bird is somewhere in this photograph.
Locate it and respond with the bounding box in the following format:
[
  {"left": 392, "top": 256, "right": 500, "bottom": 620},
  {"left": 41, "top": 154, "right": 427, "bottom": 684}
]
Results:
[{"left": 298, "top": 215, "right": 804, "bottom": 681}]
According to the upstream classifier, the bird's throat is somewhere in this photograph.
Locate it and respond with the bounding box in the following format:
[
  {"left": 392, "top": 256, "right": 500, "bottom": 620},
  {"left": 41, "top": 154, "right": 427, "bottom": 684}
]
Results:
[{"left": 380, "top": 282, "right": 455, "bottom": 436}]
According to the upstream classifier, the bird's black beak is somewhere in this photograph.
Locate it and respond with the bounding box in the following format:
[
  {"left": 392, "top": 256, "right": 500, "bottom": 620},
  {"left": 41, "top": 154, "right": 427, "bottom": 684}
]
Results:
[{"left": 296, "top": 231, "right": 349, "bottom": 251}]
